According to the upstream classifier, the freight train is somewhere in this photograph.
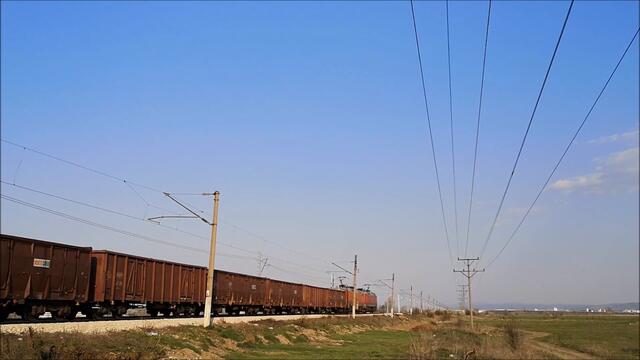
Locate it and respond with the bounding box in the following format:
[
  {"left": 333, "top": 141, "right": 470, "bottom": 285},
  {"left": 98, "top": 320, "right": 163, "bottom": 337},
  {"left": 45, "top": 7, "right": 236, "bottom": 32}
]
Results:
[{"left": 0, "top": 234, "right": 377, "bottom": 321}]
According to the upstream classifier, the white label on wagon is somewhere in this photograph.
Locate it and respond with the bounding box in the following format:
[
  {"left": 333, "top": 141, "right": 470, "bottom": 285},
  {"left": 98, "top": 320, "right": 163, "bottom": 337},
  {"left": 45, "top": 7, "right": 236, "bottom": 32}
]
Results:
[{"left": 33, "top": 258, "right": 51, "bottom": 268}]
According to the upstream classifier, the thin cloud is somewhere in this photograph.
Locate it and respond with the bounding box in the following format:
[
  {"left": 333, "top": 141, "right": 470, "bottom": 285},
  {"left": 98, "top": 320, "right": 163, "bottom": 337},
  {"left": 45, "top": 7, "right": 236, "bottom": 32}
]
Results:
[
  {"left": 550, "top": 147, "right": 639, "bottom": 194},
  {"left": 495, "top": 206, "right": 543, "bottom": 227},
  {"left": 550, "top": 173, "right": 604, "bottom": 191},
  {"left": 588, "top": 129, "right": 639, "bottom": 145}
]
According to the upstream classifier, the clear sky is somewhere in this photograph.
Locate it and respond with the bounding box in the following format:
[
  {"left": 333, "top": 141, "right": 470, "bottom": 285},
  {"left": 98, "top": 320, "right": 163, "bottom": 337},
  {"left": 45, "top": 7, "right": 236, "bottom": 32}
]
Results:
[{"left": 1, "top": 1, "right": 638, "bottom": 306}]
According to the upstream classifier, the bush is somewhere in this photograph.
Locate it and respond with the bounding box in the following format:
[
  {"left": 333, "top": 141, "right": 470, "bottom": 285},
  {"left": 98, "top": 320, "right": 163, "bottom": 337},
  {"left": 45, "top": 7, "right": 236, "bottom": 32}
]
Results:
[
  {"left": 502, "top": 318, "right": 522, "bottom": 350},
  {"left": 440, "top": 311, "right": 452, "bottom": 321}
]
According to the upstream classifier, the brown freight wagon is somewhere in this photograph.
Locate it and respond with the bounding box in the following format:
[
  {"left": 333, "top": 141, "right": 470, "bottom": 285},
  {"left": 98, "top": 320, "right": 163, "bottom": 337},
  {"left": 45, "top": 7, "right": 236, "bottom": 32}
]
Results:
[
  {"left": 0, "top": 234, "right": 92, "bottom": 320},
  {"left": 265, "top": 278, "right": 303, "bottom": 313},
  {"left": 329, "top": 288, "right": 349, "bottom": 311},
  {"left": 89, "top": 250, "right": 207, "bottom": 318},
  {"left": 214, "top": 270, "right": 267, "bottom": 314},
  {"left": 302, "top": 285, "right": 343, "bottom": 312},
  {"left": 302, "top": 285, "right": 323, "bottom": 311}
]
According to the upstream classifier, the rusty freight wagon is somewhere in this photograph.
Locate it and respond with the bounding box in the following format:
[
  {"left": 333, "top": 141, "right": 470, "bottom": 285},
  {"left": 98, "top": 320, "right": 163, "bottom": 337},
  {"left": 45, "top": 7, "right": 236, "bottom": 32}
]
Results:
[
  {"left": 302, "top": 285, "right": 346, "bottom": 313},
  {"left": 264, "top": 278, "right": 303, "bottom": 313},
  {"left": 213, "top": 270, "right": 267, "bottom": 314},
  {"left": 329, "top": 287, "right": 349, "bottom": 310},
  {"left": 1, "top": 233, "right": 377, "bottom": 321},
  {"left": 89, "top": 250, "right": 207, "bottom": 318},
  {"left": 0, "top": 234, "right": 92, "bottom": 321}
]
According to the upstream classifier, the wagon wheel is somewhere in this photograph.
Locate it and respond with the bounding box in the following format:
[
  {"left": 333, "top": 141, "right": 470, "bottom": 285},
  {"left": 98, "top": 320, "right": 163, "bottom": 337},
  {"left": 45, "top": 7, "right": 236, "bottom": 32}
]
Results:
[
  {"left": 50, "top": 311, "right": 65, "bottom": 321},
  {"left": 111, "top": 309, "right": 124, "bottom": 319},
  {"left": 64, "top": 310, "right": 78, "bottom": 321},
  {"left": 0, "top": 310, "right": 9, "bottom": 321},
  {"left": 89, "top": 310, "right": 104, "bottom": 320},
  {"left": 148, "top": 309, "right": 159, "bottom": 317},
  {"left": 21, "top": 309, "right": 37, "bottom": 322}
]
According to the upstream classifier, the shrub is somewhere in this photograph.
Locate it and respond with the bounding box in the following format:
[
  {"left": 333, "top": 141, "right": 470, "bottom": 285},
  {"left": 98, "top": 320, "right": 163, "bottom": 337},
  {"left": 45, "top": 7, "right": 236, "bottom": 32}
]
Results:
[
  {"left": 502, "top": 318, "right": 522, "bottom": 350},
  {"left": 440, "top": 311, "right": 452, "bottom": 321}
]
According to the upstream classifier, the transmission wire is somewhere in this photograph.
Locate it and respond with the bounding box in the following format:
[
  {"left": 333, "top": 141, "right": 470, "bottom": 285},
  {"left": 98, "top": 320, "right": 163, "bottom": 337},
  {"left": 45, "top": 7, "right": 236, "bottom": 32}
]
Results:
[
  {"left": 478, "top": 0, "right": 574, "bottom": 259},
  {"left": 485, "top": 27, "right": 640, "bottom": 269},
  {"left": 410, "top": 0, "right": 454, "bottom": 266},
  {"left": 465, "top": 0, "right": 492, "bottom": 257}
]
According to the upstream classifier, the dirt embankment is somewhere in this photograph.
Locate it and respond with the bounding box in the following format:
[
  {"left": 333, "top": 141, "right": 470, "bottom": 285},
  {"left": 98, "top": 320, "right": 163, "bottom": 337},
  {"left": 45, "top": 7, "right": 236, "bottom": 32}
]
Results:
[{"left": 525, "top": 331, "right": 594, "bottom": 360}]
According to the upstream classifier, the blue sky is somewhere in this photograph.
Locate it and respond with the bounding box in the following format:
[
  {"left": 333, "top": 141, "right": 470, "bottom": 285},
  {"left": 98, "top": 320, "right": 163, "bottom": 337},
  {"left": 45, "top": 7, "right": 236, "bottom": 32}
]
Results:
[{"left": 1, "top": 1, "right": 638, "bottom": 306}]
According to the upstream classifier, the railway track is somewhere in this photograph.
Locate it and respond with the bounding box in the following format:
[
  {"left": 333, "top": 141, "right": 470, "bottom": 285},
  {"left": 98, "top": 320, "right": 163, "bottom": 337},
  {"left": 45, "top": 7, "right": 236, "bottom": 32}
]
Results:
[{"left": 0, "top": 313, "right": 381, "bottom": 334}]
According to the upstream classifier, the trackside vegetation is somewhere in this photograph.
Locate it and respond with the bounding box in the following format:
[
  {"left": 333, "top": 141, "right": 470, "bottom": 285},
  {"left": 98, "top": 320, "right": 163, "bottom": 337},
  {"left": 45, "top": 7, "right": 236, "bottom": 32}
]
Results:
[{"left": 0, "top": 312, "right": 637, "bottom": 359}]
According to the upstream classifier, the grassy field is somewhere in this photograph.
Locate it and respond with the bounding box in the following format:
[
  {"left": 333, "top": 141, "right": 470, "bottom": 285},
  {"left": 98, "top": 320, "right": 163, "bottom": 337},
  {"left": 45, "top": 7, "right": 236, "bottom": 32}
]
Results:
[
  {"left": 229, "top": 330, "right": 413, "bottom": 359},
  {"left": 1, "top": 314, "right": 539, "bottom": 359},
  {"left": 1, "top": 312, "right": 638, "bottom": 359},
  {"left": 476, "top": 313, "right": 640, "bottom": 359}
]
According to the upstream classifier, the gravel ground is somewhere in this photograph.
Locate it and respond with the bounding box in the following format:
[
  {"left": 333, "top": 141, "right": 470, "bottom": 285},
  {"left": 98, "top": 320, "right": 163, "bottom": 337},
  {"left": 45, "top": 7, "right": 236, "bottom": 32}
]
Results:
[{"left": 0, "top": 314, "right": 377, "bottom": 334}]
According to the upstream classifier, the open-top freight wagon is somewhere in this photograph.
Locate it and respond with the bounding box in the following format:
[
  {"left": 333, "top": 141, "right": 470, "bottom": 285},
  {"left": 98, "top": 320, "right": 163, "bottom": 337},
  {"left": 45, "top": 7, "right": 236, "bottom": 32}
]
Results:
[
  {"left": 0, "top": 234, "right": 377, "bottom": 321},
  {"left": 0, "top": 234, "right": 92, "bottom": 320}
]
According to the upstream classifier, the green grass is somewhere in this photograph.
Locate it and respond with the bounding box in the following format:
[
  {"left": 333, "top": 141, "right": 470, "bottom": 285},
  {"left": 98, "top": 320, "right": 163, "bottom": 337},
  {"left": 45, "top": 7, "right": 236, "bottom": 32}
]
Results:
[
  {"left": 5, "top": 313, "right": 631, "bottom": 359},
  {"left": 227, "top": 330, "right": 413, "bottom": 359},
  {"left": 477, "top": 313, "right": 640, "bottom": 359},
  {"left": 213, "top": 326, "right": 245, "bottom": 342}
]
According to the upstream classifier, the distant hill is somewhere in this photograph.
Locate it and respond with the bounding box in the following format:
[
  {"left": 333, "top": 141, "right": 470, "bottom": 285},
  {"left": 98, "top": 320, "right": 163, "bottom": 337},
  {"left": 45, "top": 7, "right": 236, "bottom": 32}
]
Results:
[{"left": 475, "top": 302, "right": 639, "bottom": 312}]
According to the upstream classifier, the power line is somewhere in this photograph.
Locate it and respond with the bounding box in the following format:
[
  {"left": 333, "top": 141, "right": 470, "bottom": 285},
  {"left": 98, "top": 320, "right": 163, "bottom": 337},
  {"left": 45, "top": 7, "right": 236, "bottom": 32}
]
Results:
[
  {"left": 1, "top": 193, "right": 334, "bottom": 284},
  {"left": 1, "top": 180, "right": 199, "bottom": 237},
  {"left": 265, "top": 263, "right": 328, "bottom": 284},
  {"left": 485, "top": 27, "right": 640, "bottom": 269},
  {"left": 1, "top": 180, "right": 330, "bottom": 276},
  {"left": 410, "top": 0, "right": 453, "bottom": 266},
  {"left": 220, "top": 220, "right": 333, "bottom": 267},
  {"left": 479, "top": 0, "right": 574, "bottom": 259},
  {"left": 0, "top": 180, "right": 252, "bottom": 255},
  {"left": 445, "top": 0, "right": 460, "bottom": 257},
  {"left": 1, "top": 139, "right": 163, "bottom": 193},
  {"left": 1, "top": 138, "right": 184, "bottom": 216},
  {"left": 1, "top": 139, "right": 336, "bottom": 275},
  {"left": 2, "top": 193, "right": 208, "bottom": 253},
  {"left": 465, "top": 0, "right": 492, "bottom": 258}
]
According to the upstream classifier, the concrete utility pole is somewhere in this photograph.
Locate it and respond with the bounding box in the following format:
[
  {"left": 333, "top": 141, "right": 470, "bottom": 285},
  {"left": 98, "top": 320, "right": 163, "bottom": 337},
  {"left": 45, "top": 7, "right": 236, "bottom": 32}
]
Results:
[
  {"left": 351, "top": 254, "right": 358, "bottom": 319},
  {"left": 410, "top": 286, "right": 413, "bottom": 315},
  {"left": 149, "top": 192, "right": 220, "bottom": 328},
  {"left": 331, "top": 256, "right": 358, "bottom": 319},
  {"left": 391, "top": 273, "right": 395, "bottom": 317},
  {"left": 385, "top": 297, "right": 389, "bottom": 314},
  {"left": 454, "top": 257, "right": 484, "bottom": 331},
  {"left": 375, "top": 275, "right": 395, "bottom": 317},
  {"left": 420, "top": 291, "right": 423, "bottom": 313},
  {"left": 204, "top": 192, "right": 220, "bottom": 327}
]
